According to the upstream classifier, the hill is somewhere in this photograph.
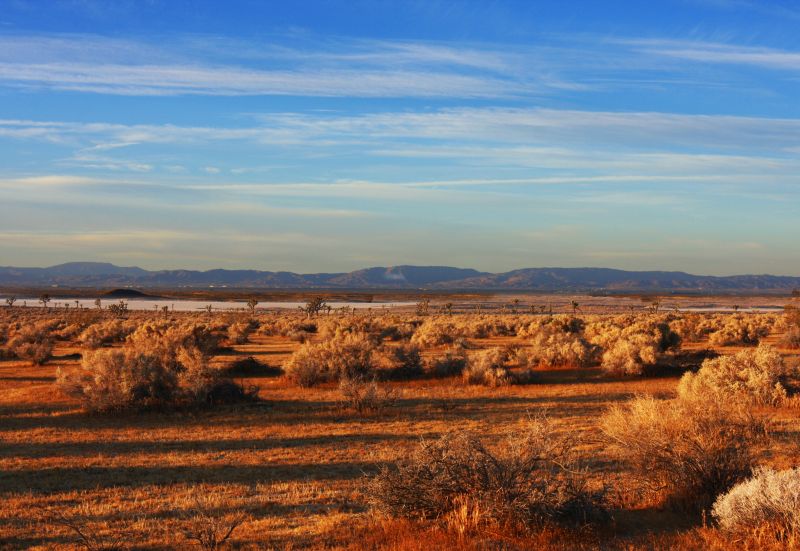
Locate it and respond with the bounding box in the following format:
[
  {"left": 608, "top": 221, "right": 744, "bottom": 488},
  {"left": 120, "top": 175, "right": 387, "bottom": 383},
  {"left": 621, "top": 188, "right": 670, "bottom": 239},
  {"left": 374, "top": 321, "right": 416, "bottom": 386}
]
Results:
[{"left": 0, "top": 263, "right": 798, "bottom": 293}]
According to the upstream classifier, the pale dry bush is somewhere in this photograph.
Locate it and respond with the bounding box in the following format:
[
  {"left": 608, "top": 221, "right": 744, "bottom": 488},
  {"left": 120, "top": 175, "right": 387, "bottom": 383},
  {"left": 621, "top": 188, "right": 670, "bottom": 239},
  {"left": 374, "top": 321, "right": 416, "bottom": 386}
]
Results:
[
  {"left": 259, "top": 314, "right": 315, "bottom": 337},
  {"left": 410, "top": 317, "right": 464, "bottom": 347},
  {"left": 78, "top": 319, "right": 136, "bottom": 349},
  {"left": 585, "top": 315, "right": 680, "bottom": 351},
  {"left": 669, "top": 314, "right": 705, "bottom": 342},
  {"left": 708, "top": 314, "right": 773, "bottom": 347},
  {"left": 126, "top": 322, "right": 221, "bottom": 369},
  {"left": 59, "top": 346, "right": 253, "bottom": 412},
  {"left": 678, "top": 345, "right": 792, "bottom": 406},
  {"left": 591, "top": 316, "right": 680, "bottom": 376},
  {"left": 602, "top": 395, "right": 765, "bottom": 510},
  {"left": 284, "top": 332, "right": 376, "bottom": 387},
  {"left": 518, "top": 315, "right": 583, "bottom": 339},
  {"left": 527, "top": 327, "right": 596, "bottom": 368},
  {"left": 59, "top": 321, "right": 249, "bottom": 412},
  {"left": 712, "top": 466, "right": 800, "bottom": 538},
  {"left": 427, "top": 346, "right": 468, "bottom": 377},
  {"left": 226, "top": 319, "right": 257, "bottom": 345},
  {"left": 53, "top": 321, "right": 88, "bottom": 340},
  {"left": 367, "top": 416, "right": 607, "bottom": 530},
  {"left": 375, "top": 343, "right": 424, "bottom": 380},
  {"left": 338, "top": 375, "right": 396, "bottom": 414},
  {"left": 7, "top": 322, "right": 54, "bottom": 364},
  {"left": 317, "top": 314, "right": 415, "bottom": 343},
  {"left": 780, "top": 326, "right": 800, "bottom": 349},
  {"left": 457, "top": 314, "right": 519, "bottom": 338},
  {"left": 600, "top": 333, "right": 659, "bottom": 376},
  {"left": 58, "top": 348, "right": 179, "bottom": 412},
  {"left": 462, "top": 347, "right": 513, "bottom": 386}
]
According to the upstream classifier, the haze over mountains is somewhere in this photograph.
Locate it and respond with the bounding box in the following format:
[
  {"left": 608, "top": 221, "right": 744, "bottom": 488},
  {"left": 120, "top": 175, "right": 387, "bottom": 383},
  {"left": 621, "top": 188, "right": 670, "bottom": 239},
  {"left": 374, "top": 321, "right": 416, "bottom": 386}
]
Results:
[{"left": 0, "top": 262, "right": 799, "bottom": 293}]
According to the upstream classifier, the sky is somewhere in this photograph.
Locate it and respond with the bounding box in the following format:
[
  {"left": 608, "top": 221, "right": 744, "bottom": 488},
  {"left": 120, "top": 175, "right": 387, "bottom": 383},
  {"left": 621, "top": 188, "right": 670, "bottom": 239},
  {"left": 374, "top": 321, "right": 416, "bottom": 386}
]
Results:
[{"left": 0, "top": 0, "right": 799, "bottom": 275}]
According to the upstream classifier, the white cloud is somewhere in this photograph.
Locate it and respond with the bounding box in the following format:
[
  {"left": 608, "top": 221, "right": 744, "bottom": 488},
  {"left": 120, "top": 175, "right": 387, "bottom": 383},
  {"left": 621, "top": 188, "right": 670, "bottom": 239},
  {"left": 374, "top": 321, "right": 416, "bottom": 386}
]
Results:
[{"left": 627, "top": 39, "right": 800, "bottom": 71}]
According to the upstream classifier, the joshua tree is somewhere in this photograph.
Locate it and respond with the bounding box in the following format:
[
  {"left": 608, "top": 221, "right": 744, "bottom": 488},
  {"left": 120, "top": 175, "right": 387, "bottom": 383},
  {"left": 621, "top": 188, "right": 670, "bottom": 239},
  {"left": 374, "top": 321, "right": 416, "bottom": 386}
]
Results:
[
  {"left": 94, "top": 298, "right": 102, "bottom": 309},
  {"left": 442, "top": 302, "right": 453, "bottom": 315},
  {"left": 108, "top": 300, "right": 128, "bottom": 318},
  {"left": 5, "top": 296, "right": 16, "bottom": 307},
  {"left": 39, "top": 294, "right": 51, "bottom": 310},
  {"left": 246, "top": 298, "right": 258, "bottom": 315},
  {"left": 205, "top": 304, "right": 213, "bottom": 313},
  {"left": 570, "top": 300, "right": 580, "bottom": 315},
  {"left": 415, "top": 298, "right": 430, "bottom": 316},
  {"left": 301, "top": 296, "right": 327, "bottom": 318}
]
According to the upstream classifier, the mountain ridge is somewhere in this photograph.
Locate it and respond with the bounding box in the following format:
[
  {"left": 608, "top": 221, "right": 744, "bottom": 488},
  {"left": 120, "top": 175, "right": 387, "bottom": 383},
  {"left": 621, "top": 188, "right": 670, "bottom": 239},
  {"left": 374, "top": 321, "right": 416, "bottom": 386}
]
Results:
[{"left": 0, "top": 262, "right": 799, "bottom": 293}]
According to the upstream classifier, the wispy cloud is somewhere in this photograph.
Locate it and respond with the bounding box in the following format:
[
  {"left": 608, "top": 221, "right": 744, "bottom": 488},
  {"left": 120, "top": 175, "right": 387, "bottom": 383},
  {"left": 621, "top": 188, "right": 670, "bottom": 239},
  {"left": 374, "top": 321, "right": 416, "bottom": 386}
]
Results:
[
  {"left": 5, "top": 107, "right": 800, "bottom": 151},
  {"left": 630, "top": 39, "right": 800, "bottom": 71}
]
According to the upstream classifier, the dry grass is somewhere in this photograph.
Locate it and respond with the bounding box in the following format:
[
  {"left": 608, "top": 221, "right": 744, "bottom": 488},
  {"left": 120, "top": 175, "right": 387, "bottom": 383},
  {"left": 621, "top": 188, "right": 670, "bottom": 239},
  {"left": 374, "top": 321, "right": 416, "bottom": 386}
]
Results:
[{"left": 0, "top": 305, "right": 799, "bottom": 549}]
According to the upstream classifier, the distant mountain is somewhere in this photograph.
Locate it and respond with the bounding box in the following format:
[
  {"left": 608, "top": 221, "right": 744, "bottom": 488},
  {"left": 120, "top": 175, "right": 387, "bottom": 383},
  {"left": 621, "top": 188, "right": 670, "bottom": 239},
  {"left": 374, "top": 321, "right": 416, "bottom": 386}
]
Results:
[{"left": 0, "top": 263, "right": 798, "bottom": 293}]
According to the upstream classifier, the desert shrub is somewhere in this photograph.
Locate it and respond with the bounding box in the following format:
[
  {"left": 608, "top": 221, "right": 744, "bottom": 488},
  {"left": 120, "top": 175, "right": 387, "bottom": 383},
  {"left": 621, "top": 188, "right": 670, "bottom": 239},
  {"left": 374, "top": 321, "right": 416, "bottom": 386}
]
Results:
[
  {"left": 227, "top": 319, "right": 258, "bottom": 345},
  {"left": 284, "top": 332, "right": 376, "bottom": 387},
  {"left": 780, "top": 326, "right": 800, "bottom": 349},
  {"left": 527, "top": 329, "right": 596, "bottom": 368},
  {"left": 125, "top": 322, "right": 221, "bottom": 370},
  {"left": 462, "top": 348, "right": 512, "bottom": 387},
  {"left": 653, "top": 320, "right": 682, "bottom": 352},
  {"left": 708, "top": 314, "right": 772, "bottom": 347},
  {"left": 376, "top": 343, "right": 424, "bottom": 380},
  {"left": 601, "top": 396, "right": 765, "bottom": 511},
  {"left": 58, "top": 349, "right": 179, "bottom": 412},
  {"left": 367, "top": 417, "right": 607, "bottom": 530},
  {"left": 8, "top": 324, "right": 54, "bottom": 365},
  {"left": 53, "top": 321, "right": 87, "bottom": 340},
  {"left": 600, "top": 333, "right": 659, "bottom": 376},
  {"left": 427, "top": 346, "right": 468, "bottom": 377},
  {"left": 225, "top": 356, "right": 282, "bottom": 377},
  {"left": 411, "top": 318, "right": 463, "bottom": 348},
  {"left": 181, "top": 491, "right": 249, "bottom": 551},
  {"left": 712, "top": 466, "right": 800, "bottom": 539},
  {"left": 338, "top": 375, "right": 396, "bottom": 414},
  {"left": 670, "top": 314, "right": 704, "bottom": 342},
  {"left": 378, "top": 322, "right": 416, "bottom": 342},
  {"left": 58, "top": 332, "right": 251, "bottom": 412},
  {"left": 78, "top": 319, "right": 136, "bottom": 349},
  {"left": 677, "top": 345, "right": 792, "bottom": 407}
]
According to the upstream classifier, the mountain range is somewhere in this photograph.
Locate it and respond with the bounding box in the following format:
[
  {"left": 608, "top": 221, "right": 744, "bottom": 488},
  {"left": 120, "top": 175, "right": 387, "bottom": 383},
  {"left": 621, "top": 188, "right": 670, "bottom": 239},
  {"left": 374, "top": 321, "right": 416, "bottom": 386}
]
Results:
[{"left": 0, "top": 262, "right": 799, "bottom": 293}]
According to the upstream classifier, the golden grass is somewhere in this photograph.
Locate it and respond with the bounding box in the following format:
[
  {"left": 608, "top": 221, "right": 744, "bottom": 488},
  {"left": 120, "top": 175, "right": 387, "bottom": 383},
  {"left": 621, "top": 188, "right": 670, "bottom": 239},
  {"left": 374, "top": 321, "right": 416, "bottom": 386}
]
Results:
[{"left": 0, "top": 309, "right": 798, "bottom": 549}]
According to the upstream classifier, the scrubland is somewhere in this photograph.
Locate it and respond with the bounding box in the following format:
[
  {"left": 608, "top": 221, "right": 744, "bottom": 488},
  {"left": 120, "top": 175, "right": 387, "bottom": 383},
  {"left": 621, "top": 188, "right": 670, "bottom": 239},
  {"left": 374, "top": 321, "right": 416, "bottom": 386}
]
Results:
[{"left": 1, "top": 300, "right": 799, "bottom": 549}]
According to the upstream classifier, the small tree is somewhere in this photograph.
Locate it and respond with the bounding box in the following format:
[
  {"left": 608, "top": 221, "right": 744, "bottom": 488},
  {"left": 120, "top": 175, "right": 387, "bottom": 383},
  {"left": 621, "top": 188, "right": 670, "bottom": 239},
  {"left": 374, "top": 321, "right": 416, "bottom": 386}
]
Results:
[
  {"left": 301, "top": 296, "right": 327, "bottom": 318},
  {"left": 107, "top": 300, "right": 128, "bottom": 318},
  {"left": 246, "top": 298, "right": 258, "bottom": 315},
  {"left": 39, "top": 293, "right": 51, "bottom": 310},
  {"left": 4, "top": 296, "right": 15, "bottom": 307},
  {"left": 94, "top": 298, "right": 102, "bottom": 309}
]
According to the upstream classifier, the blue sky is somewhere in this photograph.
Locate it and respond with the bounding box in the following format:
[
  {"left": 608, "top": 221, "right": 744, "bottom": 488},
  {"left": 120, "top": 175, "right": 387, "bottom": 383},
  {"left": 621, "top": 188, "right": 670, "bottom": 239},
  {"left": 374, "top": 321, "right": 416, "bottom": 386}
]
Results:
[{"left": 1, "top": 0, "right": 799, "bottom": 275}]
